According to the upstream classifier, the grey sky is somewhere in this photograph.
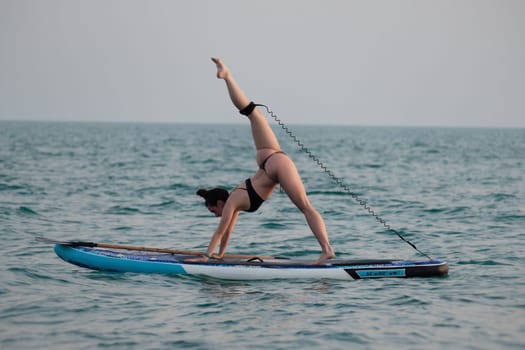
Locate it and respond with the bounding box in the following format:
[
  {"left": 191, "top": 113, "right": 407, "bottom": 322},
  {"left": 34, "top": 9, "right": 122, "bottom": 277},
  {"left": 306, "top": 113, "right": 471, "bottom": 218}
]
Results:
[{"left": 1, "top": 0, "right": 523, "bottom": 127}]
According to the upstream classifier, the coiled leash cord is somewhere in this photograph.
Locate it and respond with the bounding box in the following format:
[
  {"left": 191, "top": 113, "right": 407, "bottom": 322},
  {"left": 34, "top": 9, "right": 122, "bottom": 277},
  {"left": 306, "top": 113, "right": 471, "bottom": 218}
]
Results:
[{"left": 255, "top": 103, "right": 433, "bottom": 260}]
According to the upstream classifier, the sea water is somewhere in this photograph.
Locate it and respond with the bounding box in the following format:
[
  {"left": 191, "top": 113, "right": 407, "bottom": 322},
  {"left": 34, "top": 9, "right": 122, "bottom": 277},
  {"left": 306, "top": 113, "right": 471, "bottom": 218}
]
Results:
[{"left": 1, "top": 121, "right": 524, "bottom": 349}]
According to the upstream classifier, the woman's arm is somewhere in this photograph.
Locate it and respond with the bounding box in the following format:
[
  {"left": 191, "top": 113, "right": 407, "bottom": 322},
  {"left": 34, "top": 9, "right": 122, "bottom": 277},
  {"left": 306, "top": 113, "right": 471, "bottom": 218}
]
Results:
[
  {"left": 206, "top": 202, "right": 238, "bottom": 255},
  {"left": 186, "top": 201, "right": 239, "bottom": 262},
  {"left": 216, "top": 211, "right": 239, "bottom": 258}
]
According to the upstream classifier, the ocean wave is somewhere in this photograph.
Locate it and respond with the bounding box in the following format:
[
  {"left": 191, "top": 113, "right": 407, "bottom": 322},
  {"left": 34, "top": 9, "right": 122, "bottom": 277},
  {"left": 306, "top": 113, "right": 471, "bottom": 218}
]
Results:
[
  {"left": 109, "top": 160, "right": 139, "bottom": 168},
  {"left": 388, "top": 294, "right": 431, "bottom": 306},
  {"left": 112, "top": 226, "right": 133, "bottom": 231},
  {"left": 494, "top": 214, "right": 525, "bottom": 222},
  {"left": 422, "top": 206, "right": 470, "bottom": 215},
  {"left": 0, "top": 183, "right": 25, "bottom": 191},
  {"left": 260, "top": 222, "right": 288, "bottom": 230},
  {"left": 168, "top": 183, "right": 195, "bottom": 191},
  {"left": 307, "top": 190, "right": 363, "bottom": 197},
  {"left": 105, "top": 205, "right": 140, "bottom": 215},
  {"left": 17, "top": 206, "right": 39, "bottom": 216},
  {"left": 492, "top": 193, "right": 519, "bottom": 201},
  {"left": 354, "top": 163, "right": 384, "bottom": 169},
  {"left": 456, "top": 259, "right": 509, "bottom": 266},
  {"left": 148, "top": 200, "right": 176, "bottom": 208}
]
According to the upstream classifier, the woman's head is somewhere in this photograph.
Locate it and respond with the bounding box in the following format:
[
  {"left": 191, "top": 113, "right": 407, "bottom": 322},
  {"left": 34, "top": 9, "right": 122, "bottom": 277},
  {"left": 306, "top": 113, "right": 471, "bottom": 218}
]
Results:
[{"left": 197, "top": 188, "right": 229, "bottom": 217}]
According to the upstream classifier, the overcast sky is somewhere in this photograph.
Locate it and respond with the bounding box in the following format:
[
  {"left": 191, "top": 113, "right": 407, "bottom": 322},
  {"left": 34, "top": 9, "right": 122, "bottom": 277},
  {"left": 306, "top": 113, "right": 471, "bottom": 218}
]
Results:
[{"left": 1, "top": 0, "right": 523, "bottom": 127}]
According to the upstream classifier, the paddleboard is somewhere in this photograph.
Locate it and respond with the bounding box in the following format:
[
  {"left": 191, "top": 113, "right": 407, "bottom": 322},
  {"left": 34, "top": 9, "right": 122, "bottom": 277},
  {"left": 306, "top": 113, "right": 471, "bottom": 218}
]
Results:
[{"left": 53, "top": 244, "right": 448, "bottom": 281}]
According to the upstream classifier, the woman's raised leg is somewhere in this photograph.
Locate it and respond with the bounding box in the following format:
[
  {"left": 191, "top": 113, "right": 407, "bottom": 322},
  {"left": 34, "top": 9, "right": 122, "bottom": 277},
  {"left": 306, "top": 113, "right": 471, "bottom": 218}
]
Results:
[{"left": 212, "top": 58, "right": 280, "bottom": 152}]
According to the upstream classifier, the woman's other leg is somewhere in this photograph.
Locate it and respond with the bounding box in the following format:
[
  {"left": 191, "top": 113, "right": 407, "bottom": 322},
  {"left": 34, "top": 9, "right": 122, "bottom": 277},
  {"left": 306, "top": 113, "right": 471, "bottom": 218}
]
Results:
[{"left": 274, "top": 158, "right": 335, "bottom": 263}]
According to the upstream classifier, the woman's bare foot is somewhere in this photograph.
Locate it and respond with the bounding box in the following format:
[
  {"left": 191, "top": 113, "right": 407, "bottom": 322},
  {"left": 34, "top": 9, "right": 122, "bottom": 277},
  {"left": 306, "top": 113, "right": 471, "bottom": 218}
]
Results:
[
  {"left": 211, "top": 57, "right": 231, "bottom": 80},
  {"left": 315, "top": 247, "right": 335, "bottom": 265}
]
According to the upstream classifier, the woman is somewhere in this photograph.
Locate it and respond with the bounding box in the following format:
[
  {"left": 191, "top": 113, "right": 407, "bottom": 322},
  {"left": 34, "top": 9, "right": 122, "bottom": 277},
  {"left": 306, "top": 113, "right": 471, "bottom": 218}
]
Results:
[{"left": 188, "top": 58, "right": 335, "bottom": 264}]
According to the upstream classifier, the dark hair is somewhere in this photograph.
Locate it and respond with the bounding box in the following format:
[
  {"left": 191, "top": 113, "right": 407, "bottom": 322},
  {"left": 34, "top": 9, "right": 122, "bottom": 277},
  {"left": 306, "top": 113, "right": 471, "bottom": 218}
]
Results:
[{"left": 196, "top": 188, "right": 229, "bottom": 207}]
